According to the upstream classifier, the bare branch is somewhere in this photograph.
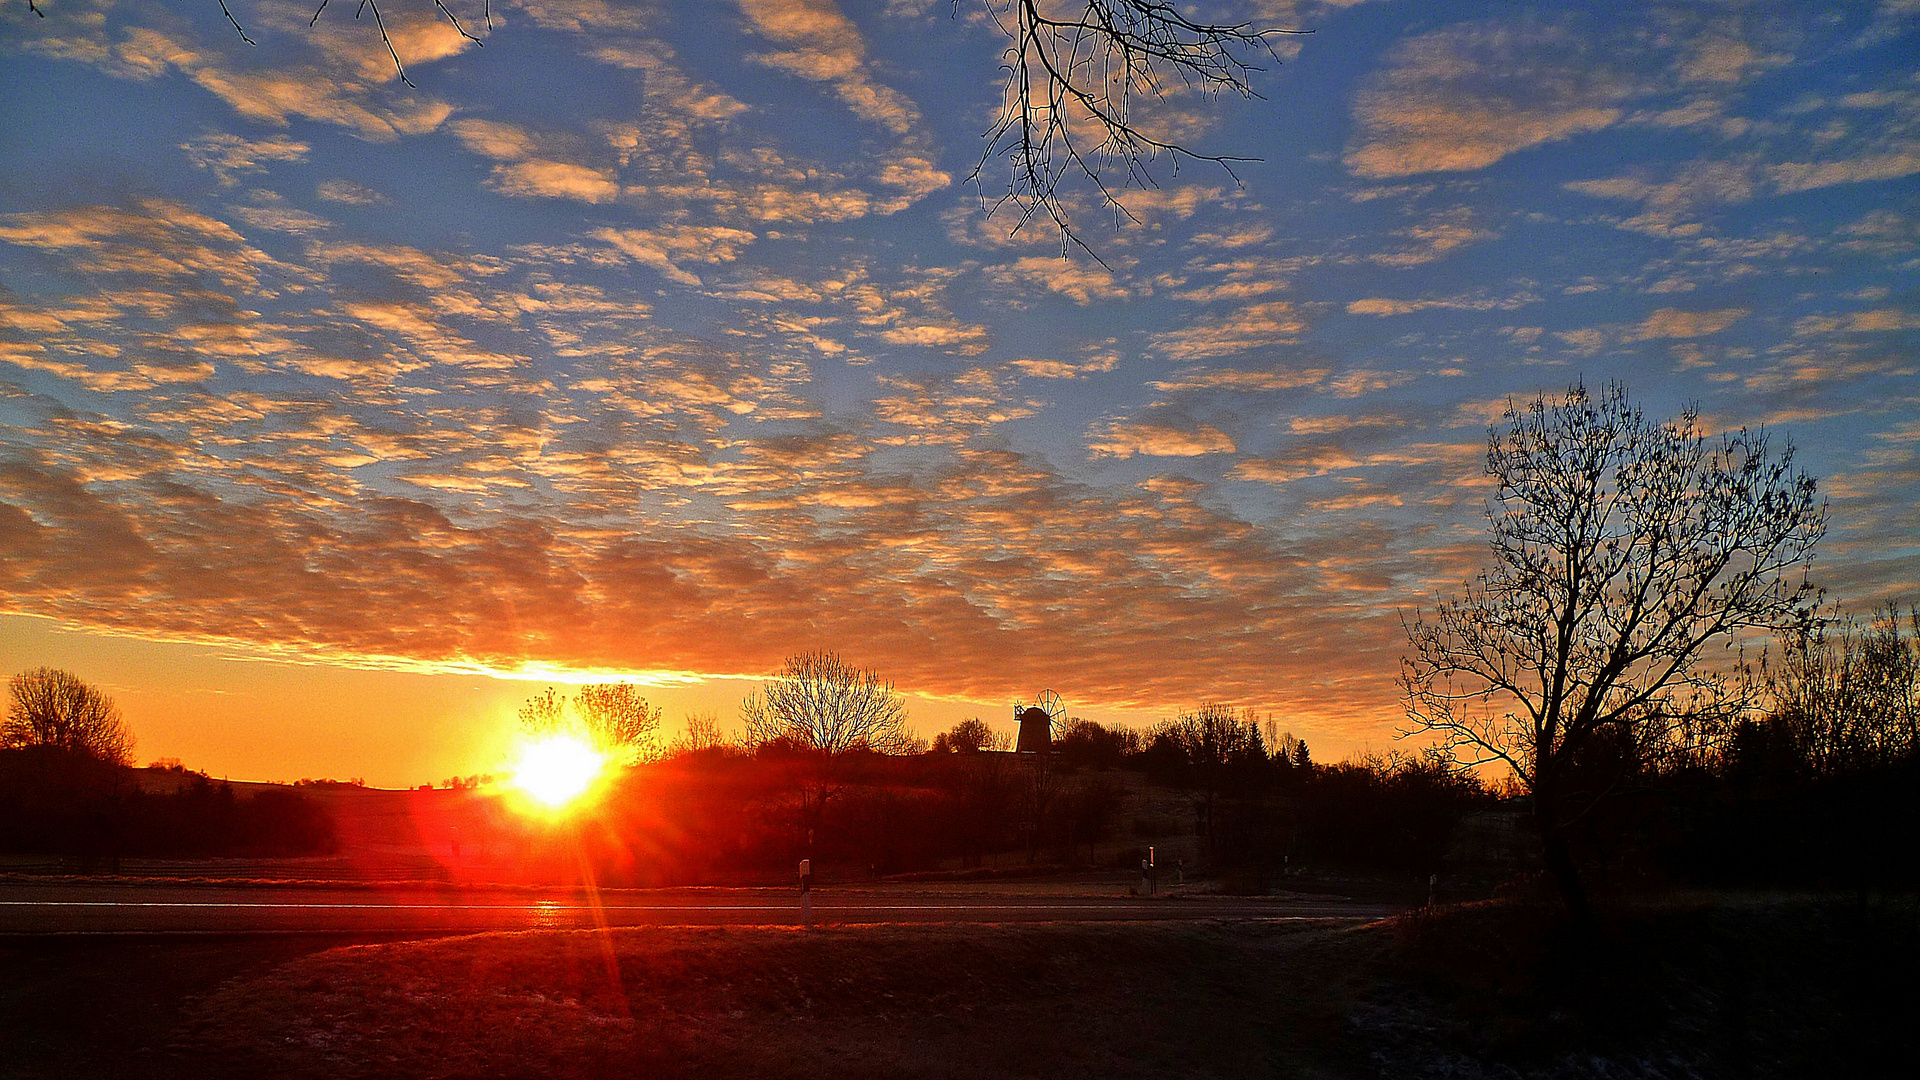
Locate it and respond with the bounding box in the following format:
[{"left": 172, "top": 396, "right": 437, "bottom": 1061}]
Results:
[
  {"left": 218, "top": 0, "right": 256, "bottom": 46},
  {"left": 965, "top": 0, "right": 1308, "bottom": 257},
  {"left": 358, "top": 0, "right": 415, "bottom": 88},
  {"left": 434, "top": 0, "right": 483, "bottom": 47}
]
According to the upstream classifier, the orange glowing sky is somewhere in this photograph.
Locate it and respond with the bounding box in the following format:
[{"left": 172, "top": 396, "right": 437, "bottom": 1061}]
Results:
[{"left": 1, "top": 1, "right": 1915, "bottom": 785}]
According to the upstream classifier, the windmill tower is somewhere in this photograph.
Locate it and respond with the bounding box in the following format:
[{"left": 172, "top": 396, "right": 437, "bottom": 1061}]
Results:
[{"left": 1014, "top": 690, "right": 1065, "bottom": 754}]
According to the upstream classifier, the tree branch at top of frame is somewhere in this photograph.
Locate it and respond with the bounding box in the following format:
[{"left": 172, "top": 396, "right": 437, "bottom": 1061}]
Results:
[
  {"left": 23, "top": 1, "right": 1304, "bottom": 256},
  {"left": 969, "top": 0, "right": 1308, "bottom": 263}
]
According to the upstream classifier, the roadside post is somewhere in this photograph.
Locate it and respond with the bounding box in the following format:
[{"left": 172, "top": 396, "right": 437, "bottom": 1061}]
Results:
[
  {"left": 1148, "top": 846, "right": 1156, "bottom": 896},
  {"left": 799, "top": 858, "right": 813, "bottom": 927},
  {"left": 1427, "top": 873, "right": 1438, "bottom": 909}
]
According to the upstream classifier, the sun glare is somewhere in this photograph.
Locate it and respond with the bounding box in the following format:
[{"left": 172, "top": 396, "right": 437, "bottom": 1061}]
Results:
[{"left": 513, "top": 735, "right": 604, "bottom": 809}]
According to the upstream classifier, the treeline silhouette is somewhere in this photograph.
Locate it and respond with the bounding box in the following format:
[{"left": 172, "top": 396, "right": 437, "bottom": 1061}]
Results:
[
  {"left": 9, "top": 601, "right": 1913, "bottom": 894},
  {"left": 1544, "top": 605, "right": 1920, "bottom": 893},
  {"left": 0, "top": 748, "right": 336, "bottom": 868},
  {"left": 561, "top": 604, "right": 1917, "bottom": 892},
  {"left": 548, "top": 712, "right": 1496, "bottom": 889}
]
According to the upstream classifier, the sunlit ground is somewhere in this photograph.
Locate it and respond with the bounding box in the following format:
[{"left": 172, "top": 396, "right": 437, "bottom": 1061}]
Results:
[{"left": 512, "top": 734, "right": 605, "bottom": 812}]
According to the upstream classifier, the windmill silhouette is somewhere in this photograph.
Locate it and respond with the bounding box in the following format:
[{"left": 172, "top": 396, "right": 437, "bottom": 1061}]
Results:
[{"left": 1014, "top": 690, "right": 1065, "bottom": 754}]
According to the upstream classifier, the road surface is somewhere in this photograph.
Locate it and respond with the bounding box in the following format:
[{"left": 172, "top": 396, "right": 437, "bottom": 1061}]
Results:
[{"left": 0, "top": 880, "right": 1400, "bottom": 934}]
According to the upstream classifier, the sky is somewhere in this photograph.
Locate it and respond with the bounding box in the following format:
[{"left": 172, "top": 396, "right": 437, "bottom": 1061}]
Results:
[{"left": 1, "top": 0, "right": 1916, "bottom": 787}]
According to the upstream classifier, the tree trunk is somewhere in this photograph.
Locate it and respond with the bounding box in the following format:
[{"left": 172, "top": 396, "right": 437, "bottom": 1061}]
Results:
[{"left": 1534, "top": 793, "right": 1593, "bottom": 925}]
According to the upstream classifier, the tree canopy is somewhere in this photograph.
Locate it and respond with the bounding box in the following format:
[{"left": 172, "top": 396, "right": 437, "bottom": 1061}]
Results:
[
  {"left": 742, "top": 650, "right": 917, "bottom": 755},
  {"left": 931, "top": 717, "right": 1008, "bottom": 753},
  {"left": 1401, "top": 381, "right": 1826, "bottom": 916},
  {"left": 3, "top": 667, "right": 136, "bottom": 767},
  {"left": 519, "top": 683, "right": 662, "bottom": 766}
]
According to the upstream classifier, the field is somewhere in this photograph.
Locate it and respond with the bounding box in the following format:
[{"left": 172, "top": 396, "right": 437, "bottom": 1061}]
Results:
[{"left": 4, "top": 895, "right": 1912, "bottom": 1079}]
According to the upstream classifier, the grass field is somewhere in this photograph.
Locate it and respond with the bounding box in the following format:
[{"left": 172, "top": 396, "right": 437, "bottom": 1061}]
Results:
[
  {"left": 4, "top": 896, "right": 1912, "bottom": 1079},
  {"left": 174, "top": 920, "right": 1362, "bottom": 1080}
]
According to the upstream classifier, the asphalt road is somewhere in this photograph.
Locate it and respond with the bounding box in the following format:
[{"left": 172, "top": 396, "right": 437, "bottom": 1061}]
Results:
[{"left": 0, "top": 881, "right": 1400, "bottom": 934}]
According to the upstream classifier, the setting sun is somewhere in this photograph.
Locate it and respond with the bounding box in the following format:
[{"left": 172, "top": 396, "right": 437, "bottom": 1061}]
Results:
[{"left": 512, "top": 735, "right": 604, "bottom": 810}]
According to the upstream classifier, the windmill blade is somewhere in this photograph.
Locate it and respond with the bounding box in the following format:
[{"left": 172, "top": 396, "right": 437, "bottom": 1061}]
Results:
[{"left": 1037, "top": 690, "right": 1064, "bottom": 729}]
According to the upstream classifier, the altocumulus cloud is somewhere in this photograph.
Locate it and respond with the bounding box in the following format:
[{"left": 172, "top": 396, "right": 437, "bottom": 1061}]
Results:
[{"left": 1, "top": 0, "right": 1916, "bottom": 753}]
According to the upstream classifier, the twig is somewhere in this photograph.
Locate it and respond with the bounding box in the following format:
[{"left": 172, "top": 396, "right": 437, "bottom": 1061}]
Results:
[
  {"left": 963, "top": 0, "right": 1307, "bottom": 258},
  {"left": 434, "top": 0, "right": 483, "bottom": 46},
  {"left": 357, "top": 0, "right": 415, "bottom": 88},
  {"left": 218, "top": 0, "right": 256, "bottom": 45}
]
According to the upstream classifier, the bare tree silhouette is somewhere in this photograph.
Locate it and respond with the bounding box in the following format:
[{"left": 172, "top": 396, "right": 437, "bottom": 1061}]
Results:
[
  {"left": 518, "top": 683, "right": 662, "bottom": 765},
  {"left": 1401, "top": 382, "right": 1826, "bottom": 920},
  {"left": 667, "top": 711, "right": 733, "bottom": 758},
  {"left": 3, "top": 667, "right": 135, "bottom": 767},
  {"left": 1759, "top": 603, "right": 1920, "bottom": 776},
  {"left": 742, "top": 650, "right": 916, "bottom": 755}
]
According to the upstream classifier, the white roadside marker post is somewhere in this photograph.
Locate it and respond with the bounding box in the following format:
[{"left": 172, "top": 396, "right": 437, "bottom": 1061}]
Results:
[{"left": 799, "top": 858, "right": 812, "bottom": 928}]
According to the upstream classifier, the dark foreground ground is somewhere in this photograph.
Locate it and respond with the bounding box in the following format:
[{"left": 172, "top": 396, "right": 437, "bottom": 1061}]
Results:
[{"left": 3, "top": 895, "right": 1914, "bottom": 1080}]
